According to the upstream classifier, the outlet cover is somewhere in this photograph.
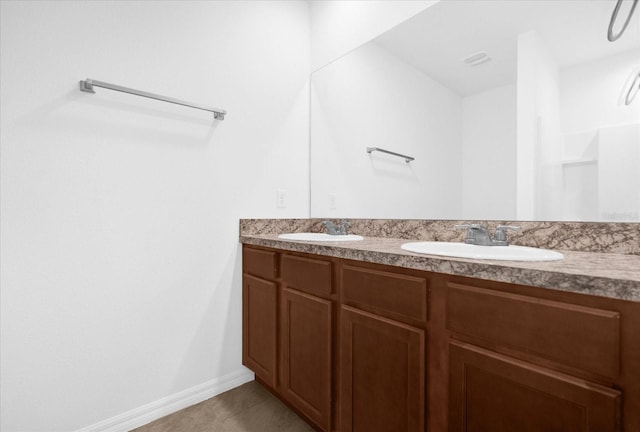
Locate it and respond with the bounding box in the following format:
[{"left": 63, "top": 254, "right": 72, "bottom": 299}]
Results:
[
  {"left": 329, "top": 193, "right": 337, "bottom": 210},
  {"left": 277, "top": 189, "right": 287, "bottom": 208}
]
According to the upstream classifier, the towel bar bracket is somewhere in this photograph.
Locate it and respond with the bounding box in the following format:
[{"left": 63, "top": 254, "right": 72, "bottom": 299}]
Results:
[{"left": 79, "top": 80, "right": 96, "bottom": 93}]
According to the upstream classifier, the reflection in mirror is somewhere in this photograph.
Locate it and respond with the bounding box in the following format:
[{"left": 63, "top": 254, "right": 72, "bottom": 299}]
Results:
[{"left": 310, "top": 0, "right": 640, "bottom": 221}]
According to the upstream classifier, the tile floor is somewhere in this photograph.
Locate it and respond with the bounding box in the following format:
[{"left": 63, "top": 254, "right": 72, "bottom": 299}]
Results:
[{"left": 131, "top": 381, "right": 315, "bottom": 432}]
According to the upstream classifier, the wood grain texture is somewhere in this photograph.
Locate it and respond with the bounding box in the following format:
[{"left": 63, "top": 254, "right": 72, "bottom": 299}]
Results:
[
  {"left": 242, "top": 245, "right": 640, "bottom": 432},
  {"left": 449, "top": 341, "right": 621, "bottom": 432},
  {"left": 282, "top": 255, "right": 333, "bottom": 299},
  {"left": 447, "top": 282, "right": 620, "bottom": 378},
  {"left": 340, "top": 306, "right": 424, "bottom": 432},
  {"left": 341, "top": 264, "right": 428, "bottom": 325},
  {"left": 243, "top": 275, "right": 278, "bottom": 388},
  {"left": 281, "top": 288, "right": 332, "bottom": 432},
  {"left": 243, "top": 247, "right": 278, "bottom": 280}
]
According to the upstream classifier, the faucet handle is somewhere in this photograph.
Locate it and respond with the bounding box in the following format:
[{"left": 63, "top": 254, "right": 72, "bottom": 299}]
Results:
[
  {"left": 323, "top": 220, "right": 350, "bottom": 235},
  {"left": 494, "top": 225, "right": 520, "bottom": 242},
  {"left": 495, "top": 225, "right": 520, "bottom": 232},
  {"left": 322, "top": 220, "right": 339, "bottom": 235},
  {"left": 338, "top": 221, "right": 351, "bottom": 235},
  {"left": 454, "top": 224, "right": 487, "bottom": 244}
]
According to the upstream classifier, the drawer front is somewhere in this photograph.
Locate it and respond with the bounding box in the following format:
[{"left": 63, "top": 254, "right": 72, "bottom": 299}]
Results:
[
  {"left": 342, "top": 265, "right": 428, "bottom": 325},
  {"left": 243, "top": 247, "right": 277, "bottom": 280},
  {"left": 447, "top": 283, "right": 620, "bottom": 379},
  {"left": 281, "top": 254, "right": 332, "bottom": 298}
]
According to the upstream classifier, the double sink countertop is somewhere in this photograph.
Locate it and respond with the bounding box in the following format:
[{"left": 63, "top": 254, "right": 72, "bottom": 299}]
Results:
[{"left": 239, "top": 219, "right": 640, "bottom": 302}]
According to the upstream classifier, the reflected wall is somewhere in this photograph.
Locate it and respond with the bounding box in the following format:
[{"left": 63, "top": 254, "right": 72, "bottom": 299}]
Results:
[{"left": 310, "top": 0, "right": 640, "bottom": 221}]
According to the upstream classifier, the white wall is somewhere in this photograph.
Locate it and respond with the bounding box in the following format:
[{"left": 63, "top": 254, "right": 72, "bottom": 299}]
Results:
[
  {"left": 598, "top": 124, "right": 640, "bottom": 221},
  {"left": 0, "top": 1, "right": 309, "bottom": 431},
  {"left": 310, "top": 42, "right": 462, "bottom": 219},
  {"left": 561, "top": 48, "right": 640, "bottom": 135},
  {"left": 310, "top": 0, "right": 436, "bottom": 71},
  {"left": 462, "top": 84, "right": 517, "bottom": 220},
  {"left": 560, "top": 48, "right": 640, "bottom": 221},
  {"left": 516, "top": 31, "right": 564, "bottom": 221},
  {"left": 533, "top": 37, "right": 564, "bottom": 221},
  {"left": 516, "top": 32, "right": 538, "bottom": 220}
]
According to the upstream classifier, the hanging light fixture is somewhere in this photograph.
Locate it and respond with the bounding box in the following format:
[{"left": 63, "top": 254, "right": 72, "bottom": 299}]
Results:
[{"left": 608, "top": 0, "right": 639, "bottom": 42}]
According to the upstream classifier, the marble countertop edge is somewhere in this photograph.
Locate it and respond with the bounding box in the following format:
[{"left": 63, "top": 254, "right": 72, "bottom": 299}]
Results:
[{"left": 239, "top": 234, "right": 640, "bottom": 302}]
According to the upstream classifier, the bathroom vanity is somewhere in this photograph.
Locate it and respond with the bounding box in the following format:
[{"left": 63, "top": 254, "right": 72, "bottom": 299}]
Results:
[{"left": 240, "top": 220, "right": 640, "bottom": 432}]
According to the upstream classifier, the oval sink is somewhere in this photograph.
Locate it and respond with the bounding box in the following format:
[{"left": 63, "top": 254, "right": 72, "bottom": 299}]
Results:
[
  {"left": 278, "top": 233, "right": 364, "bottom": 242},
  {"left": 400, "top": 241, "right": 563, "bottom": 261}
]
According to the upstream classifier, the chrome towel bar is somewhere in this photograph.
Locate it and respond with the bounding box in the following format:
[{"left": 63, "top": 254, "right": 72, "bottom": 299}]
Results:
[
  {"left": 366, "top": 147, "right": 415, "bottom": 163},
  {"left": 79, "top": 78, "right": 226, "bottom": 120}
]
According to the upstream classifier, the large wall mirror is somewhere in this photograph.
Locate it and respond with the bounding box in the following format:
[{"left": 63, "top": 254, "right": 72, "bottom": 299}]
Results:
[{"left": 310, "top": 0, "right": 640, "bottom": 221}]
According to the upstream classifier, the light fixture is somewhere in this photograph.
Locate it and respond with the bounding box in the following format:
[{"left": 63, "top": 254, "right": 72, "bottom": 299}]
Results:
[
  {"left": 625, "top": 71, "right": 640, "bottom": 106},
  {"left": 462, "top": 51, "right": 492, "bottom": 67}
]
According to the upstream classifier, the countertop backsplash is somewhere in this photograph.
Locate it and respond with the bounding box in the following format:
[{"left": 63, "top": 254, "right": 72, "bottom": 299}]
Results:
[{"left": 240, "top": 219, "right": 640, "bottom": 256}]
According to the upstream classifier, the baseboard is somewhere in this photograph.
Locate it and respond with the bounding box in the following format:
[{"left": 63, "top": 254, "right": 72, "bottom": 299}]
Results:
[{"left": 75, "top": 368, "right": 255, "bottom": 432}]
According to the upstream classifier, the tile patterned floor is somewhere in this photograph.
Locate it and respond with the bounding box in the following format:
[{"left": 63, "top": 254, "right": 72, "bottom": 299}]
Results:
[{"left": 131, "top": 381, "right": 315, "bottom": 432}]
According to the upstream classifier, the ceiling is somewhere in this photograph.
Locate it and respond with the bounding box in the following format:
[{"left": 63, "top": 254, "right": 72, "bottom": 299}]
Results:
[{"left": 374, "top": 0, "right": 640, "bottom": 96}]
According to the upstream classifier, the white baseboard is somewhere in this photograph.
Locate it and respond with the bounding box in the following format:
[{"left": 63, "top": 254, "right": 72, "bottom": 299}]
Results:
[{"left": 75, "top": 368, "right": 255, "bottom": 432}]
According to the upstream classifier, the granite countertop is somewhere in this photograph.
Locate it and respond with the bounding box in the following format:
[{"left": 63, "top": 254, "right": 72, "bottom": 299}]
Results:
[{"left": 240, "top": 234, "right": 640, "bottom": 302}]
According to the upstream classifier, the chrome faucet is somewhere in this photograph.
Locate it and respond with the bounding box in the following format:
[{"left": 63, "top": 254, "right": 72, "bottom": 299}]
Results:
[
  {"left": 455, "top": 224, "right": 520, "bottom": 246},
  {"left": 322, "top": 220, "right": 351, "bottom": 235}
]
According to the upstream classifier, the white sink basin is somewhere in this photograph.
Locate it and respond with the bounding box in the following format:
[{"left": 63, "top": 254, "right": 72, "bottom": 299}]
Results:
[
  {"left": 278, "top": 233, "right": 364, "bottom": 242},
  {"left": 400, "top": 241, "right": 563, "bottom": 261}
]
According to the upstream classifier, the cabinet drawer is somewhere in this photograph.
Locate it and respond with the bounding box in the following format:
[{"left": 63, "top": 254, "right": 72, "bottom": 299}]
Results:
[
  {"left": 341, "top": 265, "right": 428, "bottom": 325},
  {"left": 243, "top": 247, "right": 277, "bottom": 280},
  {"left": 282, "top": 254, "right": 332, "bottom": 298},
  {"left": 447, "top": 283, "right": 620, "bottom": 379}
]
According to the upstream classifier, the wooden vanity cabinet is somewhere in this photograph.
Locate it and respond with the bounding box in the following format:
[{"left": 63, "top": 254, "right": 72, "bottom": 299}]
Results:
[{"left": 242, "top": 245, "right": 639, "bottom": 432}]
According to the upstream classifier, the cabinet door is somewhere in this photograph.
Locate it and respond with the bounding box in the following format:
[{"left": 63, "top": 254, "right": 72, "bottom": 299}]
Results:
[
  {"left": 449, "top": 341, "right": 621, "bottom": 432},
  {"left": 243, "top": 274, "right": 278, "bottom": 388},
  {"left": 281, "top": 288, "right": 332, "bottom": 431},
  {"left": 340, "top": 305, "right": 425, "bottom": 432}
]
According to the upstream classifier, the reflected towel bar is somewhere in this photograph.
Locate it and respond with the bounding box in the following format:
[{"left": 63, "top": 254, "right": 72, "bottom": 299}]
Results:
[
  {"left": 79, "top": 78, "right": 226, "bottom": 120},
  {"left": 366, "top": 147, "right": 415, "bottom": 163}
]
